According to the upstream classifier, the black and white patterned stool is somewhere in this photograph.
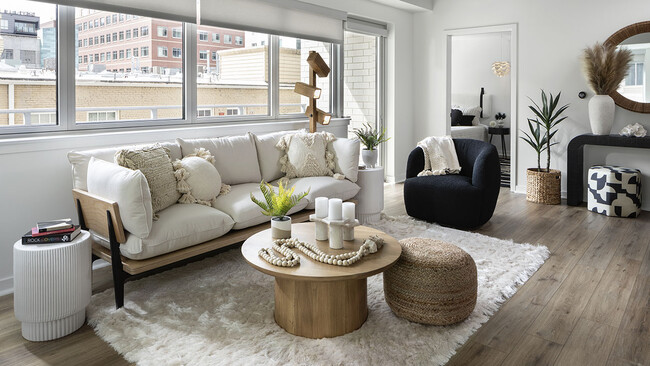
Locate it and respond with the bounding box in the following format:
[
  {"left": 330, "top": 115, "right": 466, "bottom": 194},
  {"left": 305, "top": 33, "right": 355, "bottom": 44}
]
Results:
[{"left": 588, "top": 165, "right": 642, "bottom": 218}]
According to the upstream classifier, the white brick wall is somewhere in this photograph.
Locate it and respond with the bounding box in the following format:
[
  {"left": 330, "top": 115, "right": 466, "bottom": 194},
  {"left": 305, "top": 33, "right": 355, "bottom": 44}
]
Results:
[{"left": 344, "top": 32, "right": 376, "bottom": 138}]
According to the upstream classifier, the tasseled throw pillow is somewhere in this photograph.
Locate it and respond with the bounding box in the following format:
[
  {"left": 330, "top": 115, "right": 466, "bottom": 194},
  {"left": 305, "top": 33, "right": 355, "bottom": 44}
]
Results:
[
  {"left": 172, "top": 148, "right": 230, "bottom": 207},
  {"left": 115, "top": 143, "right": 180, "bottom": 214},
  {"left": 277, "top": 131, "right": 337, "bottom": 179}
]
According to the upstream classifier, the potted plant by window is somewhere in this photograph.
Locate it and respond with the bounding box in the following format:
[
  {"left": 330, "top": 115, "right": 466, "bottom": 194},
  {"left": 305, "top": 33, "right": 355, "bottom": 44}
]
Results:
[
  {"left": 582, "top": 43, "right": 632, "bottom": 135},
  {"left": 521, "top": 90, "right": 569, "bottom": 205},
  {"left": 250, "top": 181, "right": 309, "bottom": 239},
  {"left": 353, "top": 123, "right": 390, "bottom": 168}
]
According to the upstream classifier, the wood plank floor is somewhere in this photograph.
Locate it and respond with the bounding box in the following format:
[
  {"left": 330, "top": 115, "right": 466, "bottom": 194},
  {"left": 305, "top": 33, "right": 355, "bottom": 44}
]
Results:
[{"left": 1, "top": 185, "right": 649, "bottom": 366}]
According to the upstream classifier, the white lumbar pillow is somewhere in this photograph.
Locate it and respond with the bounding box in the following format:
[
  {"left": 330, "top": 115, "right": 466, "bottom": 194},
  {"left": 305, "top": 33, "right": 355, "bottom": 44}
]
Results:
[
  {"left": 173, "top": 148, "right": 226, "bottom": 207},
  {"left": 86, "top": 157, "right": 153, "bottom": 239},
  {"left": 329, "top": 138, "right": 360, "bottom": 182}
]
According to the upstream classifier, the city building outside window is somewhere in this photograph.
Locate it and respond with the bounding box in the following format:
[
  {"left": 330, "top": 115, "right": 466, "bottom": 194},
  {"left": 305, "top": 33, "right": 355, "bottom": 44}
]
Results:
[
  {"left": 157, "top": 26, "right": 167, "bottom": 37},
  {"left": 199, "top": 50, "right": 207, "bottom": 60},
  {"left": 93, "top": 19, "right": 98, "bottom": 27},
  {"left": 212, "top": 33, "right": 220, "bottom": 42},
  {"left": 89, "top": 37, "right": 93, "bottom": 46},
  {"left": 119, "top": 49, "right": 124, "bottom": 59},
  {"left": 32, "top": 112, "right": 56, "bottom": 125},
  {"left": 199, "top": 31, "right": 208, "bottom": 41},
  {"left": 94, "top": 36, "right": 98, "bottom": 44},
  {"left": 198, "top": 109, "right": 212, "bottom": 117},
  {"left": 119, "top": 13, "right": 124, "bottom": 21},
  {"left": 141, "top": 46, "right": 149, "bottom": 57},
  {"left": 158, "top": 46, "right": 167, "bottom": 57},
  {"left": 235, "top": 36, "right": 243, "bottom": 45},
  {"left": 88, "top": 111, "right": 117, "bottom": 122},
  {"left": 133, "top": 48, "right": 138, "bottom": 57},
  {"left": 224, "top": 34, "right": 232, "bottom": 44},
  {"left": 106, "top": 15, "right": 110, "bottom": 25},
  {"left": 126, "top": 30, "right": 131, "bottom": 39},
  {"left": 119, "top": 31, "right": 124, "bottom": 40},
  {"left": 112, "top": 50, "right": 117, "bottom": 59},
  {"left": 173, "top": 48, "right": 181, "bottom": 58},
  {"left": 112, "top": 14, "right": 117, "bottom": 23},
  {"left": 0, "top": 19, "right": 8, "bottom": 30},
  {"left": 84, "top": 38, "right": 88, "bottom": 46},
  {"left": 133, "top": 28, "right": 138, "bottom": 38},
  {"left": 1, "top": 49, "right": 14, "bottom": 60},
  {"left": 126, "top": 49, "right": 131, "bottom": 58},
  {"left": 100, "top": 35, "right": 104, "bottom": 44},
  {"left": 141, "top": 26, "right": 149, "bottom": 36},
  {"left": 83, "top": 21, "right": 87, "bottom": 30},
  {"left": 106, "top": 52, "right": 111, "bottom": 60},
  {"left": 172, "top": 28, "right": 182, "bottom": 38},
  {"left": 100, "top": 17, "right": 104, "bottom": 26},
  {"left": 226, "top": 108, "right": 239, "bottom": 116},
  {"left": 106, "top": 33, "right": 111, "bottom": 43}
]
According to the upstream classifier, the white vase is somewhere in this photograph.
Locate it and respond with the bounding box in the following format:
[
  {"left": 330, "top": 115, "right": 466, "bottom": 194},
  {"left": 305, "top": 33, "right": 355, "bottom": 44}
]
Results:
[
  {"left": 362, "top": 149, "right": 378, "bottom": 168},
  {"left": 588, "top": 95, "right": 615, "bottom": 135},
  {"left": 271, "top": 216, "right": 291, "bottom": 239}
]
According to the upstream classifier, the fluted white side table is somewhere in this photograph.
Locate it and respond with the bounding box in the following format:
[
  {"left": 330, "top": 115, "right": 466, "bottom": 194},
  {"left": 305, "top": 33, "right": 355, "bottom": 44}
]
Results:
[
  {"left": 355, "top": 167, "right": 385, "bottom": 224},
  {"left": 13, "top": 231, "right": 91, "bottom": 341}
]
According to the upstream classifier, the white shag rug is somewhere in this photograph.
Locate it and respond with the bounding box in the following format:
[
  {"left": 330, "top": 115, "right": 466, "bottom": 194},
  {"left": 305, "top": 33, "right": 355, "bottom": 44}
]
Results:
[{"left": 88, "top": 215, "right": 549, "bottom": 366}]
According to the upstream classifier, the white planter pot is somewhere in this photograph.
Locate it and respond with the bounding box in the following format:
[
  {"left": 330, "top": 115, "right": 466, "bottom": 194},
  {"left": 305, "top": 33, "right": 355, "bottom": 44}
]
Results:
[
  {"left": 271, "top": 216, "right": 291, "bottom": 239},
  {"left": 588, "top": 95, "right": 615, "bottom": 135},
  {"left": 362, "top": 149, "right": 378, "bottom": 168}
]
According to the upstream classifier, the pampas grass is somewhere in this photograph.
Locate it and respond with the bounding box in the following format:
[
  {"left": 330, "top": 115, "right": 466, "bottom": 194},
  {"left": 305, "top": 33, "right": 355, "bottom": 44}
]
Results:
[{"left": 582, "top": 42, "right": 633, "bottom": 95}]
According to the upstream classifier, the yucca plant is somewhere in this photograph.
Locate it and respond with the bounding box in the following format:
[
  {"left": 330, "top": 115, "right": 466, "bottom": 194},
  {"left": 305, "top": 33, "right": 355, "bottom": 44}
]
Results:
[
  {"left": 582, "top": 42, "right": 632, "bottom": 95},
  {"left": 250, "top": 181, "right": 310, "bottom": 217},
  {"left": 522, "top": 90, "right": 569, "bottom": 172},
  {"left": 352, "top": 122, "right": 390, "bottom": 151}
]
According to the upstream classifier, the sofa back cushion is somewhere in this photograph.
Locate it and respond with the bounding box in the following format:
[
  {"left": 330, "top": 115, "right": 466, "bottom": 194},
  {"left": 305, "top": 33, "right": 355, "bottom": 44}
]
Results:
[
  {"left": 177, "top": 134, "right": 261, "bottom": 185},
  {"left": 329, "top": 138, "right": 360, "bottom": 182},
  {"left": 87, "top": 157, "right": 153, "bottom": 240},
  {"left": 68, "top": 142, "right": 181, "bottom": 191},
  {"left": 250, "top": 130, "right": 301, "bottom": 183}
]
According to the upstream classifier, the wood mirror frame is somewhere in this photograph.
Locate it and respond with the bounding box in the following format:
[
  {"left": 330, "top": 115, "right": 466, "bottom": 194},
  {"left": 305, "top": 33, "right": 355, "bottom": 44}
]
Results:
[{"left": 604, "top": 21, "right": 650, "bottom": 113}]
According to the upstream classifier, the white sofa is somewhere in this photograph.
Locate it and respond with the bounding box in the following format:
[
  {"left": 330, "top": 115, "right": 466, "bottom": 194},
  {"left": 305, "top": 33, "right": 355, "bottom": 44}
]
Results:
[{"left": 67, "top": 131, "right": 361, "bottom": 261}]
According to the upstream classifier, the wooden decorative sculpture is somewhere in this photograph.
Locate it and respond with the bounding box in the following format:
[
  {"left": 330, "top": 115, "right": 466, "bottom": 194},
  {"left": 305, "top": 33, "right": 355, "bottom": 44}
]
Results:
[{"left": 294, "top": 51, "right": 332, "bottom": 132}]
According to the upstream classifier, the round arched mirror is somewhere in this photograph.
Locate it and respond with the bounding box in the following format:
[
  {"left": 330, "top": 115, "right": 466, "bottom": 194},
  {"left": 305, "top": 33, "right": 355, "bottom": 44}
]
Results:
[{"left": 605, "top": 21, "right": 650, "bottom": 113}]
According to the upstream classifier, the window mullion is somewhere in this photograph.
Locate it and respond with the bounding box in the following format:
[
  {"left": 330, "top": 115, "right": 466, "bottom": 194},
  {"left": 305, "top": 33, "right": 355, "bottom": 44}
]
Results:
[
  {"left": 270, "top": 35, "right": 279, "bottom": 119},
  {"left": 185, "top": 22, "right": 197, "bottom": 123},
  {"left": 59, "top": 5, "right": 76, "bottom": 131}
]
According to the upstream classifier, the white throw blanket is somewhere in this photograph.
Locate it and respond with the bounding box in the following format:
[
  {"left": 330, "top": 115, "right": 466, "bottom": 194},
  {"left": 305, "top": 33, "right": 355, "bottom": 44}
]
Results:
[{"left": 417, "top": 136, "right": 461, "bottom": 176}]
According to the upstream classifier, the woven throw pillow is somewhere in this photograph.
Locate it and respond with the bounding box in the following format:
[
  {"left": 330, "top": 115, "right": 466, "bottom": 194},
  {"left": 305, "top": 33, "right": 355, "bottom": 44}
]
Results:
[
  {"left": 115, "top": 143, "right": 180, "bottom": 213},
  {"left": 277, "top": 131, "right": 336, "bottom": 179},
  {"left": 173, "top": 148, "right": 229, "bottom": 207}
]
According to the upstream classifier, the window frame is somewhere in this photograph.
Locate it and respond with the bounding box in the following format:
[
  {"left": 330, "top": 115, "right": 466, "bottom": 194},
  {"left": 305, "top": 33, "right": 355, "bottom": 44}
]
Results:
[{"left": 0, "top": 5, "right": 342, "bottom": 136}]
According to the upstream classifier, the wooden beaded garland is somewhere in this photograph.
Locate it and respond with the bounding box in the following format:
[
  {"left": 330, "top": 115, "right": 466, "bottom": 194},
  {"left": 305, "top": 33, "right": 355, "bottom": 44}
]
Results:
[{"left": 258, "top": 235, "right": 386, "bottom": 267}]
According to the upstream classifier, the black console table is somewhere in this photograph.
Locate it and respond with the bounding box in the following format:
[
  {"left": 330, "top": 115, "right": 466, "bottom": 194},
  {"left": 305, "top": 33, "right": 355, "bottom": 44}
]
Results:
[{"left": 567, "top": 134, "right": 650, "bottom": 206}]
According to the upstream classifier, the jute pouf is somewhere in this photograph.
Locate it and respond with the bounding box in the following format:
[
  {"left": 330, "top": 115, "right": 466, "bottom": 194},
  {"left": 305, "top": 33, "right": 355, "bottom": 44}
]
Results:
[{"left": 383, "top": 238, "right": 477, "bottom": 325}]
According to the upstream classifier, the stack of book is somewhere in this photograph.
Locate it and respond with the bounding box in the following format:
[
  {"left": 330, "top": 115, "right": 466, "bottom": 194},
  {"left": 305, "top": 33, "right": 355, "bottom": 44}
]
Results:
[{"left": 22, "top": 218, "right": 81, "bottom": 245}]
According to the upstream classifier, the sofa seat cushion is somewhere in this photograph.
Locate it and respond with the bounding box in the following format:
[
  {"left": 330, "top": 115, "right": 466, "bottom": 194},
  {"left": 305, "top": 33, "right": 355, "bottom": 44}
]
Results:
[
  {"left": 95, "top": 203, "right": 235, "bottom": 260},
  {"left": 276, "top": 177, "right": 361, "bottom": 209},
  {"left": 214, "top": 183, "right": 308, "bottom": 230}
]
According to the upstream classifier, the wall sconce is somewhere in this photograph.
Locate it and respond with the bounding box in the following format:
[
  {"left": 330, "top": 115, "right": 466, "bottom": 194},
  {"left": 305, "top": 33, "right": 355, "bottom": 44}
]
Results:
[{"left": 295, "top": 51, "right": 331, "bottom": 132}]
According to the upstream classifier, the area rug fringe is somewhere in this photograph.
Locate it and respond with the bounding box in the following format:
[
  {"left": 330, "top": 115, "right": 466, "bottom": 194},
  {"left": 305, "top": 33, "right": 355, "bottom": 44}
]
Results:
[{"left": 87, "top": 215, "right": 549, "bottom": 366}]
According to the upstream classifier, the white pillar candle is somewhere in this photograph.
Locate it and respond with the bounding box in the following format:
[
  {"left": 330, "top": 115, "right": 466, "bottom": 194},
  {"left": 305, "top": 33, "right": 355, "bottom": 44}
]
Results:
[
  {"left": 328, "top": 198, "right": 343, "bottom": 221},
  {"left": 315, "top": 197, "right": 328, "bottom": 218},
  {"left": 343, "top": 202, "right": 355, "bottom": 221}
]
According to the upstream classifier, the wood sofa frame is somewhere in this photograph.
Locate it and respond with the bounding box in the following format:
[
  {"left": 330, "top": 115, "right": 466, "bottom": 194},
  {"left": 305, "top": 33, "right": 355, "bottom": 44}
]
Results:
[{"left": 72, "top": 188, "right": 315, "bottom": 309}]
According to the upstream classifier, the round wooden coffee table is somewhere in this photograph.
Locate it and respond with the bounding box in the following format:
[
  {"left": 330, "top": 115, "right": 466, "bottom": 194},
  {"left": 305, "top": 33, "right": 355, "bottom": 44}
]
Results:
[{"left": 241, "top": 222, "right": 401, "bottom": 338}]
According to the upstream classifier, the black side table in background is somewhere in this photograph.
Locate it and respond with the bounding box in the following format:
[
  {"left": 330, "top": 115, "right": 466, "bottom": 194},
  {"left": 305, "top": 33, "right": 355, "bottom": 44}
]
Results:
[{"left": 488, "top": 127, "right": 510, "bottom": 159}]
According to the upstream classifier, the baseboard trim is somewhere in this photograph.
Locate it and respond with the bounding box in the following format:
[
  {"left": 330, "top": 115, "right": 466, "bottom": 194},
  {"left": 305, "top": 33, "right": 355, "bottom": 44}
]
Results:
[{"left": 0, "top": 276, "right": 13, "bottom": 297}]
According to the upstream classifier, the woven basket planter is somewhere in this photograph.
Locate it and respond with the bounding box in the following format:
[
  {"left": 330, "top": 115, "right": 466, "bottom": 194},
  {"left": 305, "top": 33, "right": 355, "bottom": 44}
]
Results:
[{"left": 526, "top": 168, "right": 561, "bottom": 205}]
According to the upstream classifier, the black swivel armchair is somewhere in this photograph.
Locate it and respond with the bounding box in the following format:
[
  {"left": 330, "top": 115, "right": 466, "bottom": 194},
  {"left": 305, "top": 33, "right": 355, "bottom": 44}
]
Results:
[{"left": 404, "top": 139, "right": 501, "bottom": 229}]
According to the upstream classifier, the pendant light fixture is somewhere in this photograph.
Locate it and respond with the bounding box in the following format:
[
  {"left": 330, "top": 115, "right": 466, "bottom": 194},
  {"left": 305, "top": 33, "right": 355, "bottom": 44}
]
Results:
[{"left": 492, "top": 33, "right": 510, "bottom": 77}]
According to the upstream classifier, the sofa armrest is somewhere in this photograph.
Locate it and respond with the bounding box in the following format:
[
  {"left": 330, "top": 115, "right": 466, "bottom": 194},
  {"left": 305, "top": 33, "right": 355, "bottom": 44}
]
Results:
[
  {"left": 406, "top": 147, "right": 425, "bottom": 179},
  {"left": 470, "top": 145, "right": 500, "bottom": 190},
  {"left": 72, "top": 189, "right": 127, "bottom": 244}
]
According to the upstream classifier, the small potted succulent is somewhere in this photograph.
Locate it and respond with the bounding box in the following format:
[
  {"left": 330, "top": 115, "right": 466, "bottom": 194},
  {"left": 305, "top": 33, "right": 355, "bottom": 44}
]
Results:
[
  {"left": 521, "top": 90, "right": 569, "bottom": 205},
  {"left": 352, "top": 122, "right": 390, "bottom": 168},
  {"left": 250, "top": 181, "right": 309, "bottom": 239}
]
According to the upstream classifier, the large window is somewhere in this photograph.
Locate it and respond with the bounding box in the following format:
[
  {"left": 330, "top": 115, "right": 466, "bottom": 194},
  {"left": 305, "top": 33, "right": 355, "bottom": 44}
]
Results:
[
  {"left": 0, "top": 0, "right": 57, "bottom": 128},
  {"left": 2, "top": 2, "right": 342, "bottom": 134},
  {"left": 196, "top": 26, "right": 268, "bottom": 118},
  {"left": 75, "top": 9, "right": 183, "bottom": 124},
  {"left": 279, "top": 36, "right": 331, "bottom": 115}
]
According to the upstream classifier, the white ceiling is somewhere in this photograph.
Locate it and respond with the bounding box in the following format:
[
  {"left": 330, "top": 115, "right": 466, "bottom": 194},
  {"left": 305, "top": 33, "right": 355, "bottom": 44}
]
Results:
[{"left": 366, "top": 0, "right": 434, "bottom": 12}]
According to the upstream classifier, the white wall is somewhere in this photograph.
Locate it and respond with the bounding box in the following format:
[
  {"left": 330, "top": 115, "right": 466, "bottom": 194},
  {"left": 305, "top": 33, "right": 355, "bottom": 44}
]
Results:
[
  {"left": 413, "top": 0, "right": 650, "bottom": 194},
  {"left": 451, "top": 32, "right": 511, "bottom": 154},
  {"left": 0, "top": 119, "right": 348, "bottom": 295}
]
